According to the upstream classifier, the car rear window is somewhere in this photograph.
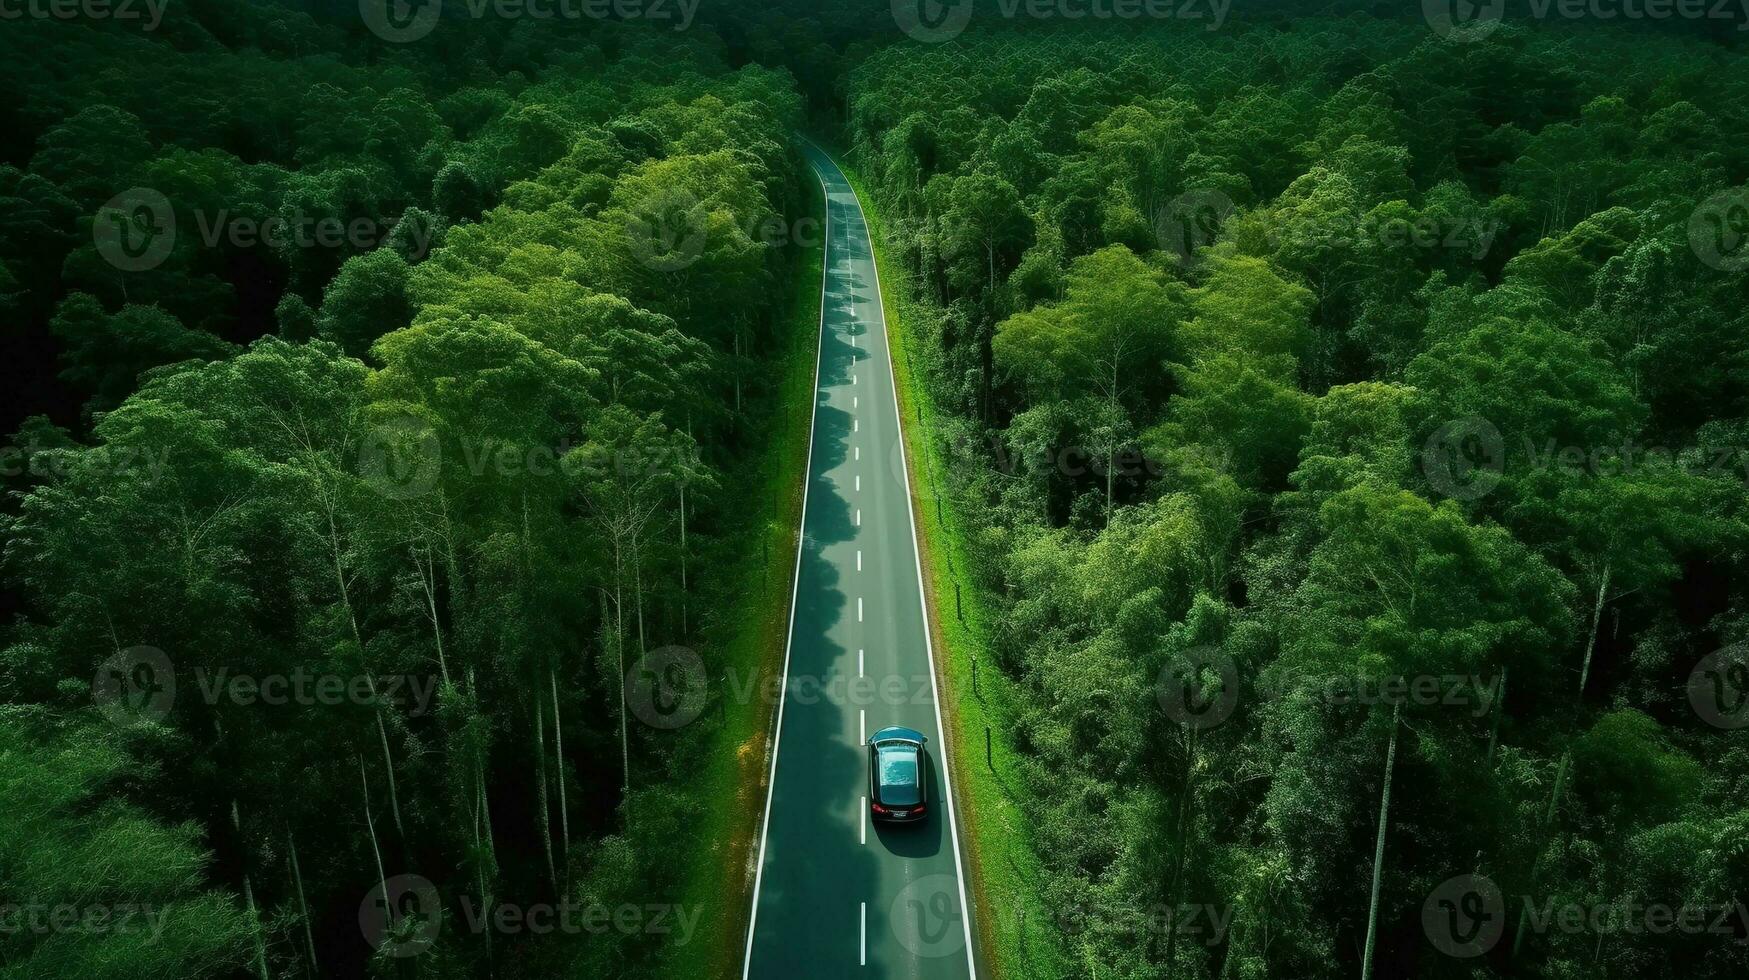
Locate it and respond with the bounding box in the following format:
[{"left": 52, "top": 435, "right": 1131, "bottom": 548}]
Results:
[{"left": 877, "top": 746, "right": 920, "bottom": 805}]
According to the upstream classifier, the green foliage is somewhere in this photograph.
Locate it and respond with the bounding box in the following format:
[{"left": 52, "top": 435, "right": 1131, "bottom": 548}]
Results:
[
  {"left": 846, "top": 12, "right": 1749, "bottom": 980},
  {"left": 0, "top": 8, "right": 809, "bottom": 980}
]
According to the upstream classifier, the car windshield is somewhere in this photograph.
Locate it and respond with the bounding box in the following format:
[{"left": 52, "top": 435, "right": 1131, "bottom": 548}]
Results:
[{"left": 877, "top": 744, "right": 920, "bottom": 805}]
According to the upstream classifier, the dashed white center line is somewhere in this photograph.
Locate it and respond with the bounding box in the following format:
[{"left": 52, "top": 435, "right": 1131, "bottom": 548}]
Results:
[
  {"left": 859, "top": 709, "right": 865, "bottom": 743},
  {"left": 855, "top": 475, "right": 861, "bottom": 492},
  {"left": 858, "top": 597, "right": 864, "bottom": 622},
  {"left": 854, "top": 446, "right": 860, "bottom": 461},
  {"left": 856, "top": 550, "right": 862, "bottom": 572},
  {"left": 860, "top": 903, "right": 867, "bottom": 965},
  {"left": 854, "top": 419, "right": 858, "bottom": 433},
  {"left": 854, "top": 396, "right": 858, "bottom": 409},
  {"left": 859, "top": 648, "right": 864, "bottom": 676},
  {"left": 860, "top": 797, "right": 867, "bottom": 844},
  {"left": 856, "top": 509, "right": 862, "bottom": 527}
]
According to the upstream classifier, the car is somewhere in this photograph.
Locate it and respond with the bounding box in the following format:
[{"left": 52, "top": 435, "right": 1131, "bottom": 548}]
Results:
[{"left": 866, "top": 726, "right": 930, "bottom": 823}]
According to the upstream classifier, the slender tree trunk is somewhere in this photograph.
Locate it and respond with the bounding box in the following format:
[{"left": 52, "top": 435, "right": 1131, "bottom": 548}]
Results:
[
  {"left": 551, "top": 668, "right": 570, "bottom": 878},
  {"left": 1106, "top": 365, "right": 1119, "bottom": 527},
  {"left": 327, "top": 508, "right": 405, "bottom": 845},
  {"left": 1577, "top": 561, "right": 1612, "bottom": 696},
  {"left": 288, "top": 829, "right": 318, "bottom": 976},
  {"left": 228, "top": 801, "right": 270, "bottom": 980},
  {"left": 416, "top": 543, "right": 451, "bottom": 688},
  {"left": 533, "top": 696, "right": 558, "bottom": 892},
  {"left": 612, "top": 575, "right": 630, "bottom": 801},
  {"left": 1164, "top": 725, "right": 1198, "bottom": 976},
  {"left": 1513, "top": 751, "right": 1571, "bottom": 958},
  {"left": 467, "top": 667, "right": 499, "bottom": 877},
  {"left": 1486, "top": 667, "right": 1507, "bottom": 766},
  {"left": 679, "top": 483, "right": 689, "bottom": 635},
  {"left": 466, "top": 677, "right": 495, "bottom": 961},
  {"left": 631, "top": 531, "right": 648, "bottom": 656},
  {"left": 366, "top": 675, "right": 407, "bottom": 845},
  {"left": 360, "top": 755, "right": 389, "bottom": 904},
  {"left": 1359, "top": 702, "right": 1402, "bottom": 980}
]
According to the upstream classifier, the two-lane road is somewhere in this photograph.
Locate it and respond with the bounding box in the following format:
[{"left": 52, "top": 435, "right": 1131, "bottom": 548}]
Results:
[{"left": 742, "top": 144, "right": 977, "bottom": 979}]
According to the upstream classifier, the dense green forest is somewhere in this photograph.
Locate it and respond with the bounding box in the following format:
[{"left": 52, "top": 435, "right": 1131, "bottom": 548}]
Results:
[
  {"left": 0, "top": 4, "right": 812, "bottom": 978},
  {"left": 6, "top": 2, "right": 1749, "bottom": 979},
  {"left": 843, "top": 12, "right": 1749, "bottom": 980}
]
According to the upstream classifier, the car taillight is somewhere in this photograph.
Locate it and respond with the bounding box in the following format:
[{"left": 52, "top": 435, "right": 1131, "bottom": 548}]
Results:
[
  {"left": 912, "top": 804, "right": 926, "bottom": 815},
  {"left": 871, "top": 803, "right": 889, "bottom": 815}
]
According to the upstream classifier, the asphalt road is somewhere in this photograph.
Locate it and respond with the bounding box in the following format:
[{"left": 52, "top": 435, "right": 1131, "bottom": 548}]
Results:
[{"left": 741, "top": 144, "right": 977, "bottom": 980}]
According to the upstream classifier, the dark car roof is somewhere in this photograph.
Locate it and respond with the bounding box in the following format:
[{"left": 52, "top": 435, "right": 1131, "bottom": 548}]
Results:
[{"left": 874, "top": 740, "right": 922, "bottom": 806}]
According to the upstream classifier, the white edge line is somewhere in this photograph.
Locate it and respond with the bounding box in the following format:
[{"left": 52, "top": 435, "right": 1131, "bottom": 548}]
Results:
[
  {"left": 810, "top": 141, "right": 981, "bottom": 977},
  {"left": 741, "top": 144, "right": 833, "bottom": 980}
]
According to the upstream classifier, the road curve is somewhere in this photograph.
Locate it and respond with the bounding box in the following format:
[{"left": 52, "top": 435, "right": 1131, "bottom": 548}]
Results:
[{"left": 741, "top": 143, "right": 977, "bottom": 980}]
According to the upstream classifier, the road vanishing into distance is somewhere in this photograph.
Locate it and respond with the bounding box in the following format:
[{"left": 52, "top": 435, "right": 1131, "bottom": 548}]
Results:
[{"left": 742, "top": 144, "right": 978, "bottom": 980}]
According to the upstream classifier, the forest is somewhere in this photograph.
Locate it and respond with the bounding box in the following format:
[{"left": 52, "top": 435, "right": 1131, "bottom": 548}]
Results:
[
  {"left": 1, "top": 3, "right": 813, "bottom": 978},
  {"left": 4, "top": 1, "right": 1749, "bottom": 979},
  {"left": 840, "top": 10, "right": 1749, "bottom": 980}
]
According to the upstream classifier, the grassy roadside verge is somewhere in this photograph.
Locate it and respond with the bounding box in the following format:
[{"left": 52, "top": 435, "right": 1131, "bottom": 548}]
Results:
[
  {"left": 662, "top": 167, "right": 824, "bottom": 979},
  {"left": 835, "top": 154, "right": 1071, "bottom": 980}
]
